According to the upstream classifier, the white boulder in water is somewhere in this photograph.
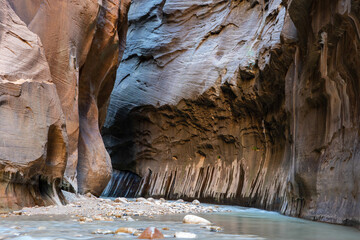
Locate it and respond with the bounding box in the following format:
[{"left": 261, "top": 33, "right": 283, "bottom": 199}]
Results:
[
  {"left": 175, "top": 232, "right": 197, "bottom": 238},
  {"left": 183, "top": 215, "right": 211, "bottom": 225}
]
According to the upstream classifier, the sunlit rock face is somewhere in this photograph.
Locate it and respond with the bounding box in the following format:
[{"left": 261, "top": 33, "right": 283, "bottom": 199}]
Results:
[
  {"left": 0, "top": 0, "right": 67, "bottom": 210},
  {"left": 104, "top": 0, "right": 360, "bottom": 227},
  {"left": 0, "top": 0, "right": 131, "bottom": 209}
]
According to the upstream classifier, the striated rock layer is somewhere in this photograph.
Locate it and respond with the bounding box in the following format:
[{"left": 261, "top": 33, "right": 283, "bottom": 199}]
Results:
[
  {"left": 0, "top": 0, "right": 131, "bottom": 210},
  {"left": 103, "top": 0, "right": 360, "bottom": 227}
]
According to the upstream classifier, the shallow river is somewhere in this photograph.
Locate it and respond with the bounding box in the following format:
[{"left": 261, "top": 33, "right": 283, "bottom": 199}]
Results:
[{"left": 1, "top": 205, "right": 359, "bottom": 240}]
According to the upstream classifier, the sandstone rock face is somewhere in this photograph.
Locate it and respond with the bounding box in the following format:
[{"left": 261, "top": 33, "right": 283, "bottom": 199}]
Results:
[
  {"left": 103, "top": 0, "right": 360, "bottom": 227},
  {"left": 0, "top": 0, "right": 131, "bottom": 209},
  {"left": 0, "top": 0, "right": 67, "bottom": 210}
]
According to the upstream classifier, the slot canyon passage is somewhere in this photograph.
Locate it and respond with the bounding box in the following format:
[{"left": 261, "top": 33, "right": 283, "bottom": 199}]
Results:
[{"left": 0, "top": 0, "right": 360, "bottom": 239}]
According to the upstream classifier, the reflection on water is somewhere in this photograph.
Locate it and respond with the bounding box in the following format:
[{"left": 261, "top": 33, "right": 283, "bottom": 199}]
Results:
[
  {"left": 0, "top": 205, "right": 359, "bottom": 240},
  {"left": 199, "top": 206, "right": 360, "bottom": 240}
]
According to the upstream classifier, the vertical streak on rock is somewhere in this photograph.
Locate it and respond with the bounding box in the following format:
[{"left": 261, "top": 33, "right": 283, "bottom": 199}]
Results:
[{"left": 18, "top": 0, "right": 100, "bottom": 190}]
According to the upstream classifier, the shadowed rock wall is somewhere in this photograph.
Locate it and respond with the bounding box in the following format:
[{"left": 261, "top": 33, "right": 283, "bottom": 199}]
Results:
[
  {"left": 103, "top": 0, "right": 360, "bottom": 227},
  {"left": 0, "top": 0, "right": 131, "bottom": 210}
]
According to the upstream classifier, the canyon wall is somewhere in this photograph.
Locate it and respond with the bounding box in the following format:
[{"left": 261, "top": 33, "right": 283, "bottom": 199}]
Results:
[
  {"left": 103, "top": 0, "right": 360, "bottom": 227},
  {"left": 0, "top": 0, "right": 130, "bottom": 210}
]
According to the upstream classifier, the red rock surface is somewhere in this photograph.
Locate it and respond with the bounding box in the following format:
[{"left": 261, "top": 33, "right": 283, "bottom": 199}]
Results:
[
  {"left": 138, "top": 227, "right": 164, "bottom": 239},
  {"left": 0, "top": 0, "right": 131, "bottom": 210}
]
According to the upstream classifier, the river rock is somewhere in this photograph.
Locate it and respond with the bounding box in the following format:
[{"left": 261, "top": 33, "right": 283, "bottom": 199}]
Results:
[
  {"left": 114, "top": 197, "right": 128, "bottom": 204},
  {"left": 78, "top": 217, "right": 93, "bottom": 223},
  {"left": 123, "top": 216, "right": 135, "bottom": 221},
  {"left": 175, "top": 232, "right": 197, "bottom": 238},
  {"left": 92, "top": 229, "right": 114, "bottom": 235},
  {"left": 115, "top": 227, "right": 137, "bottom": 234},
  {"left": 183, "top": 215, "right": 211, "bottom": 225},
  {"left": 202, "top": 226, "right": 223, "bottom": 232},
  {"left": 192, "top": 200, "right": 200, "bottom": 205},
  {"left": 137, "top": 227, "right": 164, "bottom": 239}
]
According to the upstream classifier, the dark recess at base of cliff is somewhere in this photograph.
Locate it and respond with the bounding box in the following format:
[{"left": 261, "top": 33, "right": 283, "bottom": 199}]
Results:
[{"left": 102, "top": 170, "right": 141, "bottom": 198}]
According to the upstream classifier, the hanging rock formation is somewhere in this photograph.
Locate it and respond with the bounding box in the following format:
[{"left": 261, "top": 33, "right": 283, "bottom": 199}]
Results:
[
  {"left": 0, "top": 0, "right": 131, "bottom": 210},
  {"left": 103, "top": 0, "right": 360, "bottom": 227}
]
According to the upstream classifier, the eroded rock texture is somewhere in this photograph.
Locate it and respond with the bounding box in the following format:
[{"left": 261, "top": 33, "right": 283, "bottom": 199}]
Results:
[
  {"left": 104, "top": 0, "right": 360, "bottom": 226},
  {"left": 0, "top": 0, "right": 131, "bottom": 209},
  {"left": 0, "top": 0, "right": 67, "bottom": 210}
]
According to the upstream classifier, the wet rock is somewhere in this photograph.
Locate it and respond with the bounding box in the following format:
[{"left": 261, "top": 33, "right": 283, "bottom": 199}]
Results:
[
  {"left": 192, "top": 200, "right": 200, "bottom": 205},
  {"left": 202, "top": 226, "right": 223, "bottom": 232},
  {"left": 92, "top": 215, "right": 104, "bottom": 221},
  {"left": 91, "top": 229, "right": 114, "bottom": 235},
  {"left": 183, "top": 215, "right": 211, "bottom": 225},
  {"left": 176, "top": 199, "right": 185, "bottom": 203},
  {"left": 123, "top": 216, "right": 135, "bottom": 221},
  {"left": 85, "top": 193, "right": 96, "bottom": 199},
  {"left": 78, "top": 217, "right": 93, "bottom": 223},
  {"left": 12, "top": 211, "right": 22, "bottom": 216},
  {"left": 115, "top": 227, "right": 137, "bottom": 234},
  {"left": 175, "top": 232, "right": 197, "bottom": 238},
  {"left": 137, "top": 227, "right": 164, "bottom": 239},
  {"left": 114, "top": 197, "right": 128, "bottom": 204}
]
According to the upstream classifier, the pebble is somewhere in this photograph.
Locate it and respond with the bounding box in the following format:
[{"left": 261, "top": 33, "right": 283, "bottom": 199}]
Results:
[
  {"left": 78, "top": 217, "right": 93, "bottom": 223},
  {"left": 136, "top": 197, "right": 147, "bottom": 202},
  {"left": 115, "top": 227, "right": 137, "bottom": 234},
  {"left": 174, "top": 232, "right": 197, "bottom": 238},
  {"left": 202, "top": 226, "right": 223, "bottom": 232},
  {"left": 123, "top": 216, "right": 135, "bottom": 221},
  {"left": 192, "top": 199, "right": 200, "bottom": 205},
  {"left": 176, "top": 199, "right": 184, "bottom": 203},
  {"left": 85, "top": 192, "right": 96, "bottom": 198},
  {"left": 138, "top": 227, "right": 164, "bottom": 239},
  {"left": 114, "top": 197, "right": 128, "bottom": 204},
  {"left": 183, "top": 215, "right": 211, "bottom": 225},
  {"left": 12, "top": 211, "right": 22, "bottom": 216},
  {"left": 91, "top": 229, "right": 114, "bottom": 234}
]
